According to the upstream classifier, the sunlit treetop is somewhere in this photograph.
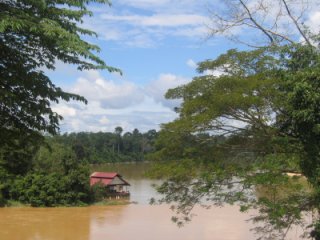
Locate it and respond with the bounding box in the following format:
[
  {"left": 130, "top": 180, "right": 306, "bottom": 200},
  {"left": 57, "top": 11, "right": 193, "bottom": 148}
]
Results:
[
  {"left": 0, "top": 0, "right": 120, "bottom": 72},
  {"left": 0, "top": 0, "right": 119, "bottom": 146}
]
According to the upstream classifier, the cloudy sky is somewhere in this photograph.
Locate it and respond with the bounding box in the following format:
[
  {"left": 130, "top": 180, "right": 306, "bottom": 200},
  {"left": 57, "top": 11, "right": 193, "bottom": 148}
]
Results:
[{"left": 47, "top": 0, "right": 320, "bottom": 133}]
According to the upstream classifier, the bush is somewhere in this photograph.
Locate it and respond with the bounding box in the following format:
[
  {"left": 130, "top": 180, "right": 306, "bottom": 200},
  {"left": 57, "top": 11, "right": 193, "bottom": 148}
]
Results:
[
  {"left": 10, "top": 167, "right": 91, "bottom": 207},
  {"left": 0, "top": 191, "right": 5, "bottom": 207},
  {"left": 90, "top": 182, "right": 107, "bottom": 202}
]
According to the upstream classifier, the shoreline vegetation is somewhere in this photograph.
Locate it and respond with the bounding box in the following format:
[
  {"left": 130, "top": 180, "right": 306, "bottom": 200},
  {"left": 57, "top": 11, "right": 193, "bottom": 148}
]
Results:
[
  {"left": 5, "top": 199, "right": 132, "bottom": 208},
  {"left": 0, "top": 129, "right": 157, "bottom": 208}
]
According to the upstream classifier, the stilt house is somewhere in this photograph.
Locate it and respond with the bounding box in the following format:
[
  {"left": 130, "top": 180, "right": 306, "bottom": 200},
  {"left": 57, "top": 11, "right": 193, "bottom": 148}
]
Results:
[{"left": 90, "top": 172, "right": 130, "bottom": 197}]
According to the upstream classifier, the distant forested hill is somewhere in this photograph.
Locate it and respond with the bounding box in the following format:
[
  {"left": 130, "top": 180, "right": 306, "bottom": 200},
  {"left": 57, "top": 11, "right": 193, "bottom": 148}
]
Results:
[{"left": 39, "top": 128, "right": 158, "bottom": 164}]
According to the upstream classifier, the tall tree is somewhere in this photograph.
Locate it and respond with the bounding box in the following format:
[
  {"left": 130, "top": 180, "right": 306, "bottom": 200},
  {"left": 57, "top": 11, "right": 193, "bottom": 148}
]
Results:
[
  {"left": 114, "top": 126, "right": 123, "bottom": 154},
  {"left": 150, "top": 45, "right": 320, "bottom": 239},
  {"left": 149, "top": 1, "right": 320, "bottom": 238},
  {"left": 0, "top": 0, "right": 120, "bottom": 174}
]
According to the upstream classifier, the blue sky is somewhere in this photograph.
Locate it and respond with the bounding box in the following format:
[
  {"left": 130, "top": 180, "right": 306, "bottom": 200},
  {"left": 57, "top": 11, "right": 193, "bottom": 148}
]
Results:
[{"left": 48, "top": 0, "right": 320, "bottom": 133}]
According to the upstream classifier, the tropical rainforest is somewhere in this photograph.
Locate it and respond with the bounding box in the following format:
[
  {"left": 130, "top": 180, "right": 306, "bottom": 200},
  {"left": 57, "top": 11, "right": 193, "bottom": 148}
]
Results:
[{"left": 2, "top": 127, "right": 157, "bottom": 207}]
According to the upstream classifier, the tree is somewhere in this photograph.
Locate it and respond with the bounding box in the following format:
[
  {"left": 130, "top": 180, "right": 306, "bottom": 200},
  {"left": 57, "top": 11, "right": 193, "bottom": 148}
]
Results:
[
  {"left": 114, "top": 126, "right": 123, "bottom": 154},
  {"left": 115, "top": 126, "right": 123, "bottom": 136},
  {"left": 150, "top": 44, "right": 320, "bottom": 239},
  {"left": 147, "top": 1, "right": 320, "bottom": 238},
  {"left": 0, "top": 0, "right": 120, "bottom": 175}
]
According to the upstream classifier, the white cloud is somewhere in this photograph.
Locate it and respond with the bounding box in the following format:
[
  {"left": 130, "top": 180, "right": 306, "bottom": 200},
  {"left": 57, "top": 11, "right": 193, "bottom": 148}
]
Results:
[
  {"left": 57, "top": 103, "right": 177, "bottom": 133},
  {"left": 117, "top": 0, "right": 172, "bottom": 9},
  {"left": 100, "top": 29, "right": 123, "bottom": 41},
  {"left": 72, "top": 70, "right": 144, "bottom": 109},
  {"left": 54, "top": 71, "right": 190, "bottom": 133},
  {"left": 116, "top": 0, "right": 204, "bottom": 13},
  {"left": 306, "top": 11, "right": 320, "bottom": 33},
  {"left": 187, "top": 59, "right": 197, "bottom": 69},
  {"left": 146, "top": 73, "right": 191, "bottom": 108},
  {"left": 69, "top": 118, "right": 82, "bottom": 132},
  {"left": 99, "top": 116, "right": 110, "bottom": 124},
  {"left": 52, "top": 105, "right": 77, "bottom": 117},
  {"left": 101, "top": 14, "right": 209, "bottom": 27},
  {"left": 85, "top": 0, "right": 319, "bottom": 48},
  {"left": 173, "top": 26, "right": 208, "bottom": 38},
  {"left": 82, "top": 4, "right": 210, "bottom": 48}
]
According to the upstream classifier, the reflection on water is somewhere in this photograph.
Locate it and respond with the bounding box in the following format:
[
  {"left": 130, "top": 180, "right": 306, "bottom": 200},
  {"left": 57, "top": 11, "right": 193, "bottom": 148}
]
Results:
[{"left": 0, "top": 163, "right": 304, "bottom": 240}]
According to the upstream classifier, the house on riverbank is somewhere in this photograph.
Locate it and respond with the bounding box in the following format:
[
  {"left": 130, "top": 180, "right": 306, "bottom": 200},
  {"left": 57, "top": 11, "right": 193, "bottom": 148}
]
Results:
[{"left": 90, "top": 172, "right": 130, "bottom": 198}]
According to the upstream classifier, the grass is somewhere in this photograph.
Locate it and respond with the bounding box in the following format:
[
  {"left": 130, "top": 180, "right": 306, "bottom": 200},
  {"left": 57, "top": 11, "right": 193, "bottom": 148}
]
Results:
[
  {"left": 6, "top": 200, "right": 30, "bottom": 207},
  {"left": 92, "top": 199, "right": 131, "bottom": 206},
  {"left": 3, "top": 198, "right": 132, "bottom": 208}
]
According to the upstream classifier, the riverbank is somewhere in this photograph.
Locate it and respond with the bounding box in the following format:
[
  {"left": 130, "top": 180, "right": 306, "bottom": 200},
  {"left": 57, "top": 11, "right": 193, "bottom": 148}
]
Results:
[{"left": 4, "top": 199, "right": 132, "bottom": 208}]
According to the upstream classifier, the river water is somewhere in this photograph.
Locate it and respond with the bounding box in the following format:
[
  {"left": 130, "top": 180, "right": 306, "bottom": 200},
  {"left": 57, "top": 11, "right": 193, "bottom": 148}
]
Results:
[{"left": 0, "top": 163, "right": 304, "bottom": 240}]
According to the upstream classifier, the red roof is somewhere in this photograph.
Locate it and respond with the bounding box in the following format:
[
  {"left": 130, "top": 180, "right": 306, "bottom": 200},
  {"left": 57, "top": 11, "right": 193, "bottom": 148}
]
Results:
[
  {"left": 90, "top": 172, "right": 130, "bottom": 186},
  {"left": 90, "top": 172, "right": 118, "bottom": 178}
]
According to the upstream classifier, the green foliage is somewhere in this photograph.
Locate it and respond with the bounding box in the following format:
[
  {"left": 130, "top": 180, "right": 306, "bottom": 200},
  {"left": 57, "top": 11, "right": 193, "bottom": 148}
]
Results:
[
  {"left": 10, "top": 169, "right": 90, "bottom": 207},
  {"left": 47, "top": 128, "right": 158, "bottom": 163},
  {"left": 0, "top": 187, "right": 5, "bottom": 207},
  {"left": 166, "top": 48, "right": 279, "bottom": 136},
  {"left": 0, "top": 0, "right": 119, "bottom": 177},
  {"left": 0, "top": 0, "right": 115, "bottom": 138},
  {"left": 278, "top": 47, "right": 320, "bottom": 183},
  {"left": 0, "top": 0, "right": 127, "bottom": 207},
  {"left": 9, "top": 143, "right": 91, "bottom": 207},
  {"left": 1, "top": 127, "right": 158, "bottom": 206},
  {"left": 90, "top": 182, "right": 107, "bottom": 202},
  {"left": 33, "top": 140, "right": 81, "bottom": 174},
  {"left": 151, "top": 44, "right": 320, "bottom": 239},
  {"left": 0, "top": 133, "right": 42, "bottom": 176}
]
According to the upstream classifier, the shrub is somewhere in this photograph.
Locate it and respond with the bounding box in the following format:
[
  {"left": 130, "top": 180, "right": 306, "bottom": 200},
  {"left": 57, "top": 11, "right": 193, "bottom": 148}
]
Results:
[{"left": 90, "top": 182, "right": 107, "bottom": 202}]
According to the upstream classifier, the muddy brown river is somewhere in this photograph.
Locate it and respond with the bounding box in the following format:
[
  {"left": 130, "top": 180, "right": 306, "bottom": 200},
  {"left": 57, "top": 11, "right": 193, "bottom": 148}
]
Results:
[{"left": 0, "top": 163, "right": 304, "bottom": 240}]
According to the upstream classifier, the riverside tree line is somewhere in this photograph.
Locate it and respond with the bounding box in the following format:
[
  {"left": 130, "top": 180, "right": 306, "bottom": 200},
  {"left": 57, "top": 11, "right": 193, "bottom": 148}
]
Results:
[
  {"left": 1, "top": 127, "right": 158, "bottom": 207},
  {"left": 0, "top": 0, "right": 150, "bottom": 207},
  {"left": 48, "top": 128, "right": 158, "bottom": 163}
]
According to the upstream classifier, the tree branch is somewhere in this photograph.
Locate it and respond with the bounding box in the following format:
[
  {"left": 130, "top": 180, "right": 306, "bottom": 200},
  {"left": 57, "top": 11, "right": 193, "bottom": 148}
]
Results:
[
  {"left": 238, "top": 0, "right": 275, "bottom": 43},
  {"left": 281, "top": 0, "right": 312, "bottom": 46}
]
